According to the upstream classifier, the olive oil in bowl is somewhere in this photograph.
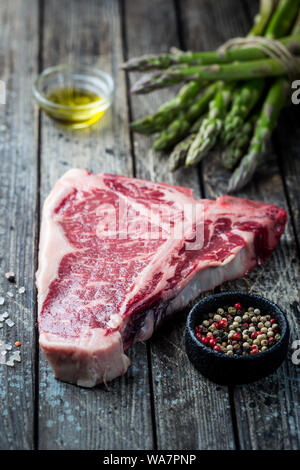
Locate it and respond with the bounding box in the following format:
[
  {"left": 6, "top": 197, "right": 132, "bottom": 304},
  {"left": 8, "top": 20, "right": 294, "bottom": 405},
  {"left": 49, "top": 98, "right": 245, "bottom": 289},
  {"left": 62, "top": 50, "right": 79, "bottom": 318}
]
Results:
[
  {"left": 33, "top": 65, "right": 114, "bottom": 129},
  {"left": 46, "top": 87, "right": 106, "bottom": 128}
]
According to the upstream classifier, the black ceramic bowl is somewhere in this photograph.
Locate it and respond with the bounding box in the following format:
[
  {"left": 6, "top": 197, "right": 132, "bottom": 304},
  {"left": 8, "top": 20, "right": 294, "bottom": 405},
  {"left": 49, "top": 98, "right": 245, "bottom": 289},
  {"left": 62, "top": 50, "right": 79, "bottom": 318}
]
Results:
[{"left": 185, "top": 292, "right": 289, "bottom": 385}]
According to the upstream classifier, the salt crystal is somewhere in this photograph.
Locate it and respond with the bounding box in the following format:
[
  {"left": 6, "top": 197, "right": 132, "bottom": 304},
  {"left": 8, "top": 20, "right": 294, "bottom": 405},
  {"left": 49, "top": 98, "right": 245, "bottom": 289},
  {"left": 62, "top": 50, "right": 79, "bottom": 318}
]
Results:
[
  {"left": 0, "top": 323, "right": 3, "bottom": 328},
  {"left": 18, "top": 287, "right": 25, "bottom": 294},
  {"left": 0, "top": 314, "right": 4, "bottom": 321},
  {"left": 6, "top": 360, "right": 14, "bottom": 367},
  {"left": 5, "top": 344, "right": 12, "bottom": 351},
  {"left": 7, "top": 292, "right": 14, "bottom": 298},
  {"left": 2, "top": 312, "right": 9, "bottom": 319},
  {"left": 11, "top": 351, "right": 21, "bottom": 363},
  {"left": 1, "top": 350, "right": 7, "bottom": 356},
  {"left": 0, "top": 297, "right": 5, "bottom": 305},
  {"left": 5, "top": 272, "right": 16, "bottom": 283},
  {"left": 5, "top": 319, "right": 14, "bottom": 327}
]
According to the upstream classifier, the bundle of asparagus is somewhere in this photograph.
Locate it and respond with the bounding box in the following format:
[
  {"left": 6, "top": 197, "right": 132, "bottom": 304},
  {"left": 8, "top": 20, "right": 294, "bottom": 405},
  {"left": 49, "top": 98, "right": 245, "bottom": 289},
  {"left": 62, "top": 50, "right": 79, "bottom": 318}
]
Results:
[{"left": 122, "top": 0, "right": 300, "bottom": 192}]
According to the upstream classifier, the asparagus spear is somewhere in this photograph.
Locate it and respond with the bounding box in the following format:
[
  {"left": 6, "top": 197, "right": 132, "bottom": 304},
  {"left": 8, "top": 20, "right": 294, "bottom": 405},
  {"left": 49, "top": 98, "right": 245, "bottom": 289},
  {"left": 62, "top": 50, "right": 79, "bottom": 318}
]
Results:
[
  {"left": 131, "top": 53, "right": 300, "bottom": 93},
  {"left": 264, "top": 0, "right": 300, "bottom": 38},
  {"left": 124, "top": 0, "right": 278, "bottom": 72},
  {"left": 132, "top": 0, "right": 300, "bottom": 95},
  {"left": 221, "top": 114, "right": 258, "bottom": 170},
  {"left": 153, "top": 82, "right": 220, "bottom": 150},
  {"left": 123, "top": 32, "right": 300, "bottom": 72},
  {"left": 190, "top": 114, "right": 207, "bottom": 133},
  {"left": 227, "top": 78, "right": 288, "bottom": 192},
  {"left": 249, "top": 0, "right": 279, "bottom": 36},
  {"left": 169, "top": 114, "right": 206, "bottom": 171},
  {"left": 130, "top": 81, "right": 205, "bottom": 135},
  {"left": 221, "top": 79, "right": 266, "bottom": 145},
  {"left": 185, "top": 82, "right": 236, "bottom": 167},
  {"left": 169, "top": 134, "right": 197, "bottom": 171}
]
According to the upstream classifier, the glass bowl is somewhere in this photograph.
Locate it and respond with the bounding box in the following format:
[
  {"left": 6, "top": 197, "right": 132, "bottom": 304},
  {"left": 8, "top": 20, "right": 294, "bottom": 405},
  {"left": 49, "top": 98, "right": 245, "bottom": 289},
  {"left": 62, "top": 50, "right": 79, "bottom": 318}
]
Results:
[{"left": 33, "top": 64, "right": 114, "bottom": 129}]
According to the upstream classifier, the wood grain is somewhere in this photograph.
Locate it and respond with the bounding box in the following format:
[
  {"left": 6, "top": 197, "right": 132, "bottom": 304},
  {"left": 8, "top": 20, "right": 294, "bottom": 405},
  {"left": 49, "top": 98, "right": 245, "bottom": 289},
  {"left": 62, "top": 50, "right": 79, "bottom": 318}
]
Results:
[
  {"left": 2, "top": 0, "right": 299, "bottom": 451},
  {"left": 0, "top": 0, "right": 39, "bottom": 450},
  {"left": 274, "top": 106, "right": 300, "bottom": 248},
  {"left": 182, "top": 0, "right": 300, "bottom": 450},
  {"left": 124, "top": 0, "right": 235, "bottom": 450},
  {"left": 37, "top": 0, "right": 152, "bottom": 450}
]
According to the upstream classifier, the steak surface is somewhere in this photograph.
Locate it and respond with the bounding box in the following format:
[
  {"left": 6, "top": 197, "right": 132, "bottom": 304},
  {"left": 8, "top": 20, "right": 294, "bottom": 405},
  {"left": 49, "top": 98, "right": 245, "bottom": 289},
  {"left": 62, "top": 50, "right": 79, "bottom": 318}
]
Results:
[{"left": 36, "top": 169, "right": 286, "bottom": 387}]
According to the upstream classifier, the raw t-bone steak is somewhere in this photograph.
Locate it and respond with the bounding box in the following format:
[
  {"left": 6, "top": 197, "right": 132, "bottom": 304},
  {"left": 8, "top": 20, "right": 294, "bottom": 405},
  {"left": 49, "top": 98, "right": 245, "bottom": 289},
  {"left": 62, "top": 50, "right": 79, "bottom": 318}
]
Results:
[{"left": 36, "top": 169, "right": 286, "bottom": 387}]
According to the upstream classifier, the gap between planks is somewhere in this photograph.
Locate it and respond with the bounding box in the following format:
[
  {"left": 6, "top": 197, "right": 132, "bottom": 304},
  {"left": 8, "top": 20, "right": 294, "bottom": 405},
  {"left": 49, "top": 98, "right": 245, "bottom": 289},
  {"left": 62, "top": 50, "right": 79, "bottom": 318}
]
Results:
[{"left": 33, "top": 0, "right": 45, "bottom": 451}]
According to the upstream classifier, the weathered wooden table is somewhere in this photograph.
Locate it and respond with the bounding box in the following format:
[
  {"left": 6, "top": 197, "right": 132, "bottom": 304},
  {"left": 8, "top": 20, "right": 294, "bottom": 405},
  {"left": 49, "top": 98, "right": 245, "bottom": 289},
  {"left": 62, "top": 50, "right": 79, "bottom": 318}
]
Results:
[{"left": 1, "top": 0, "right": 300, "bottom": 450}]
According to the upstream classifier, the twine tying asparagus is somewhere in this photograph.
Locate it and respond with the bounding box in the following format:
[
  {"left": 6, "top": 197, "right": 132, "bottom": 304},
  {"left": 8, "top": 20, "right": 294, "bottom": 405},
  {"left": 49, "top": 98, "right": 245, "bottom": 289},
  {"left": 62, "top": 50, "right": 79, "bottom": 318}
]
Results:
[{"left": 218, "top": 36, "right": 300, "bottom": 78}]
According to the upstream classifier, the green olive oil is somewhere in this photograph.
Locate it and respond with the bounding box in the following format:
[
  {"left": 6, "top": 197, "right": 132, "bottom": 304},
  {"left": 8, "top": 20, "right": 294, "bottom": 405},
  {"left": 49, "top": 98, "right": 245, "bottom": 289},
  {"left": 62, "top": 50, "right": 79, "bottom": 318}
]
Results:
[{"left": 45, "top": 87, "right": 107, "bottom": 129}]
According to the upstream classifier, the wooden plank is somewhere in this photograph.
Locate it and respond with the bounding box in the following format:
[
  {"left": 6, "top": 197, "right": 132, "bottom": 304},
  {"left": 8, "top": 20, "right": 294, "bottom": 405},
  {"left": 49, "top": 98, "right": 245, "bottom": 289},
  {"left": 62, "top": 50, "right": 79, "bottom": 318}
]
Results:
[
  {"left": 274, "top": 106, "right": 300, "bottom": 248},
  {"left": 217, "top": 172, "right": 300, "bottom": 450},
  {"left": 124, "top": 0, "right": 236, "bottom": 450},
  {"left": 221, "top": 166, "right": 300, "bottom": 450},
  {"left": 38, "top": 0, "right": 153, "bottom": 450},
  {"left": 0, "top": 0, "right": 39, "bottom": 450},
  {"left": 182, "top": 0, "right": 300, "bottom": 450},
  {"left": 234, "top": 1, "right": 300, "bottom": 450}
]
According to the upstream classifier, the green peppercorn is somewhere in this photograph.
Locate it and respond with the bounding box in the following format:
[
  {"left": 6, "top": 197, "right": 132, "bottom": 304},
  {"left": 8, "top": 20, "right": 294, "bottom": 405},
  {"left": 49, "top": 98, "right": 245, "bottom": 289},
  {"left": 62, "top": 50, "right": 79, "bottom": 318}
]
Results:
[
  {"left": 214, "top": 314, "right": 222, "bottom": 322},
  {"left": 228, "top": 307, "right": 237, "bottom": 315}
]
